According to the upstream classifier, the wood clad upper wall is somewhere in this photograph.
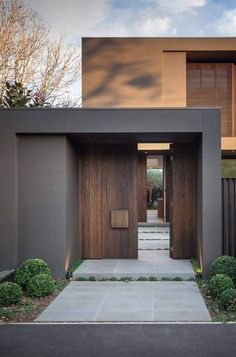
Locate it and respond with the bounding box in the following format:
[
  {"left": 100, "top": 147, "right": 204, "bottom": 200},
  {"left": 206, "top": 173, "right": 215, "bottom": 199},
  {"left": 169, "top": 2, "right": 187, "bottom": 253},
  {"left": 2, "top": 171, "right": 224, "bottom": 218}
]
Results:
[{"left": 187, "top": 63, "right": 232, "bottom": 137}]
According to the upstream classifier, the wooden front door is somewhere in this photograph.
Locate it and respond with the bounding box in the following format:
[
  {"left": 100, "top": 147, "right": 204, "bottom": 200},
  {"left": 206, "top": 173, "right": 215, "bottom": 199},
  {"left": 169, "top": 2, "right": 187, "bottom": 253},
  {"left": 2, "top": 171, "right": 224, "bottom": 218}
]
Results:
[
  {"left": 170, "top": 143, "right": 196, "bottom": 259},
  {"left": 80, "top": 143, "right": 138, "bottom": 259}
]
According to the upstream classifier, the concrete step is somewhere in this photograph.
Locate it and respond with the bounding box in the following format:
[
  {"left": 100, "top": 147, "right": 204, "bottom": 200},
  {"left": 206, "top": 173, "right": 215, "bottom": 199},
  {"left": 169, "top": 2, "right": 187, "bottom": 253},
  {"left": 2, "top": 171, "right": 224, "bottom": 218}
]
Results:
[
  {"left": 73, "top": 251, "right": 195, "bottom": 281},
  {"left": 138, "top": 239, "right": 169, "bottom": 250},
  {"left": 138, "top": 222, "right": 170, "bottom": 227}
]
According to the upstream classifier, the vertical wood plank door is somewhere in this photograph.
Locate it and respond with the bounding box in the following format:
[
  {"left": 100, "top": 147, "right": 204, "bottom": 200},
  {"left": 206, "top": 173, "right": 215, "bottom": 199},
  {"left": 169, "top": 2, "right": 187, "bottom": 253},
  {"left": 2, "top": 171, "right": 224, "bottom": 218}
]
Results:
[
  {"left": 80, "top": 143, "right": 138, "bottom": 259},
  {"left": 103, "top": 144, "right": 138, "bottom": 258},
  {"left": 80, "top": 144, "right": 104, "bottom": 259},
  {"left": 170, "top": 143, "right": 196, "bottom": 259}
]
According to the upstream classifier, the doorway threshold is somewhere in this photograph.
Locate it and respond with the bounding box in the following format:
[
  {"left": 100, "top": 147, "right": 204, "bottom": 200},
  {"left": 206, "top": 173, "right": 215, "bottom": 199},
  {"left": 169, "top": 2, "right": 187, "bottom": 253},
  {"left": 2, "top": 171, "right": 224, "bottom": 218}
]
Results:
[{"left": 138, "top": 222, "right": 170, "bottom": 227}]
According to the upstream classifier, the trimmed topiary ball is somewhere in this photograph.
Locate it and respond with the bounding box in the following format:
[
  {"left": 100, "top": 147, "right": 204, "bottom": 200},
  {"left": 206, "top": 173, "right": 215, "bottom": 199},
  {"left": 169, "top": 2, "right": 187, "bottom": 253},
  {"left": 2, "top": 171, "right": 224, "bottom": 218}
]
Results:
[
  {"left": 0, "top": 282, "right": 23, "bottom": 306},
  {"left": 26, "top": 273, "right": 56, "bottom": 297},
  {"left": 211, "top": 256, "right": 236, "bottom": 281},
  {"left": 219, "top": 288, "right": 236, "bottom": 310},
  {"left": 208, "top": 274, "right": 234, "bottom": 298},
  {"left": 15, "top": 258, "right": 51, "bottom": 289}
]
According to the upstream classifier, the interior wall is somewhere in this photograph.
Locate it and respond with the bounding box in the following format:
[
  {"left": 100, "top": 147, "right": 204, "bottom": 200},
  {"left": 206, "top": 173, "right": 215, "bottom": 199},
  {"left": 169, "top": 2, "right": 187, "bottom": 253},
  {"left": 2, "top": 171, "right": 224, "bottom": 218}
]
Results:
[
  {"left": 164, "top": 155, "right": 171, "bottom": 222},
  {"left": 80, "top": 143, "right": 138, "bottom": 259},
  {"left": 137, "top": 154, "right": 147, "bottom": 222}
]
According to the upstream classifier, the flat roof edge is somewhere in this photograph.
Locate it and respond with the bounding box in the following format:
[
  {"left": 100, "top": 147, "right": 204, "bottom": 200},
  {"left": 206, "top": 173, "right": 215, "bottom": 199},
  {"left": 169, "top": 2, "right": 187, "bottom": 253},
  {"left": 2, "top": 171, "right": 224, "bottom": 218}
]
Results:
[{"left": 0, "top": 107, "right": 221, "bottom": 112}]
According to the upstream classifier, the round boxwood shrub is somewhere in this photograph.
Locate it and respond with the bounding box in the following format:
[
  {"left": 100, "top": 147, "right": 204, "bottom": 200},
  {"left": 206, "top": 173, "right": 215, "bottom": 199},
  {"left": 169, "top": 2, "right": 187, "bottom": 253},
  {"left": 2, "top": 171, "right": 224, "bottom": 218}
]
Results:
[
  {"left": 211, "top": 256, "right": 236, "bottom": 280},
  {"left": 219, "top": 288, "right": 236, "bottom": 310},
  {"left": 15, "top": 258, "right": 51, "bottom": 289},
  {"left": 208, "top": 274, "right": 234, "bottom": 298},
  {"left": 0, "top": 282, "right": 23, "bottom": 306},
  {"left": 26, "top": 273, "right": 55, "bottom": 297}
]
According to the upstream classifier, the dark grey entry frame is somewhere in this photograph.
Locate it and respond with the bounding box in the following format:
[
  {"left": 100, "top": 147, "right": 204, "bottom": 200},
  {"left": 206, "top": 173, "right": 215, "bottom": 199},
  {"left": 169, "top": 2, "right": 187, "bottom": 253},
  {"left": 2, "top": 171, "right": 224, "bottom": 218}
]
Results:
[{"left": 0, "top": 108, "right": 221, "bottom": 278}]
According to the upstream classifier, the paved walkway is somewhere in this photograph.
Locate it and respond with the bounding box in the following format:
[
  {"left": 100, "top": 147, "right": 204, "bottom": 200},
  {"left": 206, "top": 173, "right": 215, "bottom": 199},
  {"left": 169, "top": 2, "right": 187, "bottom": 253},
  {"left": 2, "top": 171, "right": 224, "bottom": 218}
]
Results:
[
  {"left": 36, "top": 281, "right": 211, "bottom": 322},
  {"left": 36, "top": 225, "right": 208, "bottom": 323},
  {"left": 73, "top": 251, "right": 195, "bottom": 280},
  {"left": 73, "top": 226, "right": 195, "bottom": 280}
]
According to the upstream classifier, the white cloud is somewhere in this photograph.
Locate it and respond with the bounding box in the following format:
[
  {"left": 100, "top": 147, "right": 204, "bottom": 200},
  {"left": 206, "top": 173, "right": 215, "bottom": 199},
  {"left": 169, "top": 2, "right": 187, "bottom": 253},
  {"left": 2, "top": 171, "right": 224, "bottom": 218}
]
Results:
[
  {"left": 217, "top": 9, "right": 236, "bottom": 35},
  {"left": 136, "top": 16, "right": 176, "bottom": 36},
  {"left": 30, "top": 0, "right": 110, "bottom": 36},
  {"left": 153, "top": 0, "right": 207, "bottom": 14},
  {"left": 29, "top": 0, "right": 206, "bottom": 38}
]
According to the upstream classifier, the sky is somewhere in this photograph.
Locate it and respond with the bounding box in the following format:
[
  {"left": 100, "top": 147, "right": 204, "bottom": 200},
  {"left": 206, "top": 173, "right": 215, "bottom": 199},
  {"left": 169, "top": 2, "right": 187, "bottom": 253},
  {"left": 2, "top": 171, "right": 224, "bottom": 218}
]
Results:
[
  {"left": 30, "top": 0, "right": 236, "bottom": 39},
  {"left": 28, "top": 0, "right": 236, "bottom": 98}
]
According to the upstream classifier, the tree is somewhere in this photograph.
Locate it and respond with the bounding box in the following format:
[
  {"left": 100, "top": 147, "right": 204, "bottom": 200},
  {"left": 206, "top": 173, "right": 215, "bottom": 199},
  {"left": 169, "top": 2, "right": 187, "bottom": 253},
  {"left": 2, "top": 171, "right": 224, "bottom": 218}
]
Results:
[
  {"left": 2, "top": 81, "right": 46, "bottom": 108},
  {"left": 0, "top": 0, "right": 80, "bottom": 106}
]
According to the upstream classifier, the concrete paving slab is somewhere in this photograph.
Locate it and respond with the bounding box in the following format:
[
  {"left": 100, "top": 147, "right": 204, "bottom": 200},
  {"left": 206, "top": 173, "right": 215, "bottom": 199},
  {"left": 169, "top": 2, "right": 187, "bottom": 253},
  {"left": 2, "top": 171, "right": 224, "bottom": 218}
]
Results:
[
  {"left": 95, "top": 310, "right": 153, "bottom": 322},
  {"left": 73, "top": 251, "right": 195, "bottom": 280},
  {"left": 138, "top": 239, "right": 169, "bottom": 250},
  {"left": 36, "top": 281, "right": 211, "bottom": 322}
]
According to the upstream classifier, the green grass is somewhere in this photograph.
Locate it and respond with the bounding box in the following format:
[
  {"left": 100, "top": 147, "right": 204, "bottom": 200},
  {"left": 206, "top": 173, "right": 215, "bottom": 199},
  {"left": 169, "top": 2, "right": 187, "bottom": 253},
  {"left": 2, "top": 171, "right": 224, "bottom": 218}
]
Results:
[
  {"left": 76, "top": 277, "right": 88, "bottom": 281},
  {"left": 119, "top": 277, "right": 133, "bottom": 282},
  {"left": 55, "top": 279, "right": 68, "bottom": 291},
  {"left": 75, "top": 276, "right": 187, "bottom": 282},
  {"left": 172, "top": 277, "right": 183, "bottom": 281},
  {"left": 137, "top": 276, "right": 148, "bottom": 281},
  {"left": 191, "top": 259, "right": 202, "bottom": 274},
  {"left": 68, "top": 259, "right": 83, "bottom": 273}
]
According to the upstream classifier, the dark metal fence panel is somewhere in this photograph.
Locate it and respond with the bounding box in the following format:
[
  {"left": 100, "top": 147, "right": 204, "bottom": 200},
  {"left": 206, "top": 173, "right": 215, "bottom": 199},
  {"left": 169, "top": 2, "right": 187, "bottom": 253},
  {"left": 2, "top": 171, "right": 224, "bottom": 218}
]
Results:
[{"left": 222, "top": 178, "right": 236, "bottom": 256}]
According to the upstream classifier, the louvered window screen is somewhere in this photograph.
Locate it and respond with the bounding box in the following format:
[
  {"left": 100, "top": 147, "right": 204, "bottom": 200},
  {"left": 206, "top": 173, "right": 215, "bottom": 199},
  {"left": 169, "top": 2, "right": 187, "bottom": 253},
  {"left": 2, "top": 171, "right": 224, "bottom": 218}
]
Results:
[{"left": 187, "top": 63, "right": 232, "bottom": 136}]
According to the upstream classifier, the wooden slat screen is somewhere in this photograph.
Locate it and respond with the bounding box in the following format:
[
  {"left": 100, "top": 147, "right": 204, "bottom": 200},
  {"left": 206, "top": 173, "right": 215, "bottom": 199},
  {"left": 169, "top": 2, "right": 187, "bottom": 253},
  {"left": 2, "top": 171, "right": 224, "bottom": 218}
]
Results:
[
  {"left": 222, "top": 178, "right": 236, "bottom": 257},
  {"left": 187, "top": 63, "right": 232, "bottom": 137}
]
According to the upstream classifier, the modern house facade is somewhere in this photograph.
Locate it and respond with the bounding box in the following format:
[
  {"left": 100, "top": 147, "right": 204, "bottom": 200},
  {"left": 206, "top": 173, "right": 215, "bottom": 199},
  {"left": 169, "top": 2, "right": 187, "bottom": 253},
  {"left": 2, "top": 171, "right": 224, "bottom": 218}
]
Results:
[{"left": 2, "top": 37, "right": 236, "bottom": 278}]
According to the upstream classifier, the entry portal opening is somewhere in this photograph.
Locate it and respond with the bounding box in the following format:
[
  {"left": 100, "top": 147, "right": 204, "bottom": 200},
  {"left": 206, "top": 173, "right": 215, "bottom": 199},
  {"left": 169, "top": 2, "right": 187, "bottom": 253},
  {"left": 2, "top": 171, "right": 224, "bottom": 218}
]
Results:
[
  {"left": 147, "top": 155, "right": 164, "bottom": 224},
  {"left": 137, "top": 144, "right": 171, "bottom": 260}
]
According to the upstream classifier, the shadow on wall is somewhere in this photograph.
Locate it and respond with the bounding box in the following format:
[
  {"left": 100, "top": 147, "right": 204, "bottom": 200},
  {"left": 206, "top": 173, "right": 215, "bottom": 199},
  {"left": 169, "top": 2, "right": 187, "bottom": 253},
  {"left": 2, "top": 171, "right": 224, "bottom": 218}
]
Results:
[{"left": 82, "top": 38, "right": 162, "bottom": 107}]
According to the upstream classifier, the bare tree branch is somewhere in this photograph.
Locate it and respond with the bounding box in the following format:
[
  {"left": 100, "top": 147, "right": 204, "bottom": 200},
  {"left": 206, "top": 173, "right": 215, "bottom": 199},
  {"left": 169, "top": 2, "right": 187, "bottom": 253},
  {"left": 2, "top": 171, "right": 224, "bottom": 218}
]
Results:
[{"left": 0, "top": 0, "right": 80, "bottom": 105}]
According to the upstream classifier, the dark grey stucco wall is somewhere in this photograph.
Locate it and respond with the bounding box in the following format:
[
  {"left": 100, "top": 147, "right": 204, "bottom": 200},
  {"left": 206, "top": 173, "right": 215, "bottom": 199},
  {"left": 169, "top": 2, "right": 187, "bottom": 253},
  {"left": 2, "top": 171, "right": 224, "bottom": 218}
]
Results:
[
  {"left": 65, "top": 138, "right": 80, "bottom": 271},
  {"left": 201, "top": 110, "right": 222, "bottom": 277},
  {"left": 0, "top": 129, "right": 17, "bottom": 269},
  {"left": 17, "top": 135, "right": 79, "bottom": 277},
  {"left": 0, "top": 108, "right": 221, "bottom": 277},
  {"left": 18, "top": 136, "right": 67, "bottom": 276},
  {"left": 196, "top": 137, "right": 203, "bottom": 268}
]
